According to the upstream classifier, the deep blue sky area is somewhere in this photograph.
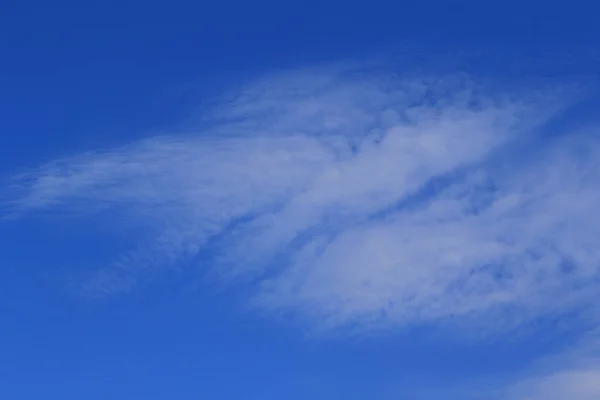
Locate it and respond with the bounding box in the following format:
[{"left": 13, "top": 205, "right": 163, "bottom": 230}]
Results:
[
  {"left": 1, "top": 1, "right": 600, "bottom": 400},
  {"left": 1, "top": 0, "right": 597, "bottom": 166}
]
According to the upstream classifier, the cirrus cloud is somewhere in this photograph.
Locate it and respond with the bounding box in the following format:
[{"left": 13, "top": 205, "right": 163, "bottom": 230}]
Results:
[{"left": 4, "top": 64, "right": 599, "bottom": 337}]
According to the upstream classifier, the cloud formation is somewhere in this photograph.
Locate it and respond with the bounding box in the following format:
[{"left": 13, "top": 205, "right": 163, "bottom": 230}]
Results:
[
  {"left": 513, "top": 368, "right": 600, "bottom": 400},
  {"left": 5, "top": 65, "right": 600, "bottom": 337},
  {"left": 507, "top": 329, "right": 600, "bottom": 400}
]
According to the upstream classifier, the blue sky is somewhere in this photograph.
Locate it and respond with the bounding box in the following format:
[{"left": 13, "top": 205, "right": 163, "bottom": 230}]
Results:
[{"left": 2, "top": 1, "right": 600, "bottom": 399}]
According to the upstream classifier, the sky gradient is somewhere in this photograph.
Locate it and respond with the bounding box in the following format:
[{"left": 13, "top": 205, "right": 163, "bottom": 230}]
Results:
[{"left": 2, "top": 1, "right": 600, "bottom": 399}]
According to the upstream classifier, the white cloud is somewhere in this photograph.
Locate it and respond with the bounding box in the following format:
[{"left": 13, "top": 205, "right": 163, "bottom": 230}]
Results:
[
  {"left": 512, "top": 368, "right": 600, "bottom": 400},
  {"left": 4, "top": 64, "right": 599, "bottom": 336},
  {"left": 506, "top": 330, "right": 600, "bottom": 400}
]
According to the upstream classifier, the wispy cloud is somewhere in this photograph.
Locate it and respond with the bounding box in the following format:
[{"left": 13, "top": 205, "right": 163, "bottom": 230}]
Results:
[
  {"left": 4, "top": 64, "right": 599, "bottom": 339},
  {"left": 506, "top": 329, "right": 600, "bottom": 400},
  {"left": 512, "top": 368, "right": 600, "bottom": 400}
]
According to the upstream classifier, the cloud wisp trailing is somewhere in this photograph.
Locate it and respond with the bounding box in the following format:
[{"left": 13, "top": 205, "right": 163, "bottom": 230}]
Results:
[
  {"left": 505, "top": 328, "right": 600, "bottom": 400},
  {"left": 512, "top": 367, "right": 600, "bottom": 400},
  {"left": 5, "top": 65, "right": 600, "bottom": 337}
]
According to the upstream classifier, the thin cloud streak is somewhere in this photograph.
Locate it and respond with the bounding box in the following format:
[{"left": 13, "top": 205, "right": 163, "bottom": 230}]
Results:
[
  {"left": 5, "top": 65, "right": 599, "bottom": 337},
  {"left": 506, "top": 329, "right": 600, "bottom": 400}
]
